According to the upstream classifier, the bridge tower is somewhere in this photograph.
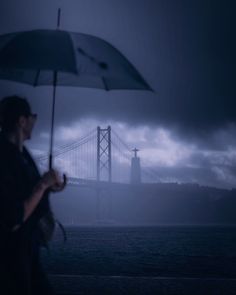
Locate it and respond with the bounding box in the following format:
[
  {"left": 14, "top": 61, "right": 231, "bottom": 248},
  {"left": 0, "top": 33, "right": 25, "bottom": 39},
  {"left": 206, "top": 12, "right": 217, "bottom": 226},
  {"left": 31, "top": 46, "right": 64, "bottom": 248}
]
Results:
[
  {"left": 97, "top": 126, "right": 112, "bottom": 182},
  {"left": 130, "top": 148, "right": 141, "bottom": 184},
  {"left": 96, "top": 126, "right": 113, "bottom": 224}
]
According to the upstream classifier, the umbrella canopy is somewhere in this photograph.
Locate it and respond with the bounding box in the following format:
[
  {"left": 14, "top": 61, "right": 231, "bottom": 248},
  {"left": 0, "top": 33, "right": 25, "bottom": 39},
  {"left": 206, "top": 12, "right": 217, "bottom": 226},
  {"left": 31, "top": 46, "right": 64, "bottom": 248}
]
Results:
[
  {"left": 0, "top": 29, "right": 151, "bottom": 90},
  {"left": 0, "top": 29, "right": 152, "bottom": 168}
]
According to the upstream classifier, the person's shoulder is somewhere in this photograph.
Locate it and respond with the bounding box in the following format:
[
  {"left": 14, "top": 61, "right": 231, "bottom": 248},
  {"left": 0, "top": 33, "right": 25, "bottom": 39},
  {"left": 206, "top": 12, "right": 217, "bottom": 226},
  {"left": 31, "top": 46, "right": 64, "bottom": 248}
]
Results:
[{"left": 0, "top": 134, "right": 17, "bottom": 166}]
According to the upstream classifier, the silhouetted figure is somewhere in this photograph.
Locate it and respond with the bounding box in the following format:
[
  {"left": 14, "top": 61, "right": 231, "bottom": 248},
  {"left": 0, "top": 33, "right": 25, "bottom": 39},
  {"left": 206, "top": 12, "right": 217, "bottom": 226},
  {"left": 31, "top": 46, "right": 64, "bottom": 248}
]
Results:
[{"left": 0, "top": 96, "right": 66, "bottom": 295}]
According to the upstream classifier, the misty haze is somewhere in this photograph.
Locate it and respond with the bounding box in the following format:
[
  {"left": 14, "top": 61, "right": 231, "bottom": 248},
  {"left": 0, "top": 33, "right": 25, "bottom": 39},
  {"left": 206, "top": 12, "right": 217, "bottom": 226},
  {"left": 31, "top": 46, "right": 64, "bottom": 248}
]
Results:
[{"left": 0, "top": 0, "right": 236, "bottom": 294}]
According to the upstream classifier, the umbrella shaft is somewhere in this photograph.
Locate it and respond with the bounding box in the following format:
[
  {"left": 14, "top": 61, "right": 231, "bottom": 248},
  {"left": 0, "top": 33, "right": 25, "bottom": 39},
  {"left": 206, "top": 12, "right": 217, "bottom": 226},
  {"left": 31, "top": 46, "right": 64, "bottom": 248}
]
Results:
[
  {"left": 49, "top": 71, "right": 57, "bottom": 169},
  {"left": 57, "top": 8, "right": 61, "bottom": 29}
]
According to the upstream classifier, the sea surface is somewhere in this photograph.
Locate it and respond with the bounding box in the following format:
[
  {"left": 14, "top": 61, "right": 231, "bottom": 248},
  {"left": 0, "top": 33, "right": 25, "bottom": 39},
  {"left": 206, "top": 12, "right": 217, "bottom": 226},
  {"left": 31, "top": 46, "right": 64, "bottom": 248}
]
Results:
[{"left": 41, "top": 225, "right": 236, "bottom": 294}]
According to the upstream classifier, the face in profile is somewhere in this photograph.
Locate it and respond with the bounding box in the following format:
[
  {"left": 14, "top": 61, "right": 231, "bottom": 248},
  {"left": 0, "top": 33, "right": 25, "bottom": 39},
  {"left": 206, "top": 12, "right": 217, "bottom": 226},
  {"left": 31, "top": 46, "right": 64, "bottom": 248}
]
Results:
[{"left": 21, "top": 113, "right": 37, "bottom": 140}]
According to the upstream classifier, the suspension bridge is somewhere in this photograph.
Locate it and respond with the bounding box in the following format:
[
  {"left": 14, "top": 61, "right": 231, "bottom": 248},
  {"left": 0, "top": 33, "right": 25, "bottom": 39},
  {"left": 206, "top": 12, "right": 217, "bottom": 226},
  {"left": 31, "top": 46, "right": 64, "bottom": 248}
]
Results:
[{"left": 35, "top": 126, "right": 158, "bottom": 187}]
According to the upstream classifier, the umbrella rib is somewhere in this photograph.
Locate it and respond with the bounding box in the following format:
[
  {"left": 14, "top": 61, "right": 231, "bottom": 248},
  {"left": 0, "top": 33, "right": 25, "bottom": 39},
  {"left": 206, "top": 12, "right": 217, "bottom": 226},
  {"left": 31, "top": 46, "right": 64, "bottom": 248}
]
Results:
[{"left": 102, "top": 77, "right": 109, "bottom": 91}]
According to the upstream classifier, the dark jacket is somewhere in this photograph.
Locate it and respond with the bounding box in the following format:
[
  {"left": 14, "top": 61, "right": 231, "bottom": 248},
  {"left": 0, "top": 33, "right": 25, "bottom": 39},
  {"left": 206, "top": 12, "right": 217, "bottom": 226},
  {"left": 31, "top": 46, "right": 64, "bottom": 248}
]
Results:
[
  {"left": 0, "top": 133, "right": 56, "bottom": 294},
  {"left": 0, "top": 133, "right": 52, "bottom": 254}
]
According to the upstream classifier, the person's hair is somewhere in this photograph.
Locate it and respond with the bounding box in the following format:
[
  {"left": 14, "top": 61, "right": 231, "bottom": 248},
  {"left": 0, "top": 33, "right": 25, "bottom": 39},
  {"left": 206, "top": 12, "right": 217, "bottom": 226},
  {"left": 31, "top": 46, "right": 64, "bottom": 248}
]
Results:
[{"left": 0, "top": 95, "right": 32, "bottom": 134}]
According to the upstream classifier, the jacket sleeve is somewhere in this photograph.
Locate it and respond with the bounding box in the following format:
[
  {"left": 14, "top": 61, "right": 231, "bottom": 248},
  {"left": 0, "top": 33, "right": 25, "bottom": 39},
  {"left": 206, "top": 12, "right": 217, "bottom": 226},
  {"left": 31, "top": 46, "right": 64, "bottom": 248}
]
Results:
[{"left": 0, "top": 168, "right": 24, "bottom": 231}]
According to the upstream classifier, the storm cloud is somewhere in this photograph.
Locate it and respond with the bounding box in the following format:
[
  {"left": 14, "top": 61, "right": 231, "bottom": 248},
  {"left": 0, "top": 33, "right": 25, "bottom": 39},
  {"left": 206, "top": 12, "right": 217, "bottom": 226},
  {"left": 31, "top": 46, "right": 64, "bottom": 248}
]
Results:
[{"left": 0, "top": 0, "right": 236, "bottom": 188}]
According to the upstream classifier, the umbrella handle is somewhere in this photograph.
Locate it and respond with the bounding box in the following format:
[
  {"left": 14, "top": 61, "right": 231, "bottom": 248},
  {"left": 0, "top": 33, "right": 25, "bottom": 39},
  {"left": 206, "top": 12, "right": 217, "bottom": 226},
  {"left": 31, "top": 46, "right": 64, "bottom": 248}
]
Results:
[{"left": 49, "top": 154, "right": 53, "bottom": 170}]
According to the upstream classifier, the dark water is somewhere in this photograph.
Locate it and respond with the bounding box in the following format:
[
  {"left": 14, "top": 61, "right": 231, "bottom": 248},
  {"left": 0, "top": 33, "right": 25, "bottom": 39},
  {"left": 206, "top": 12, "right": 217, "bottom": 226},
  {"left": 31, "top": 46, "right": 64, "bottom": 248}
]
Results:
[
  {"left": 41, "top": 226, "right": 236, "bottom": 294},
  {"left": 42, "top": 225, "right": 236, "bottom": 278}
]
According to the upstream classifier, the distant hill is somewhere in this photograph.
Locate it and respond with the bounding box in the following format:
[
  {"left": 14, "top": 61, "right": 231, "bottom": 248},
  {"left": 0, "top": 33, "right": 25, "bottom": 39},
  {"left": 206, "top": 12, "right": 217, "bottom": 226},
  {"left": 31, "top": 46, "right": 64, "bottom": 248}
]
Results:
[{"left": 52, "top": 182, "right": 236, "bottom": 225}]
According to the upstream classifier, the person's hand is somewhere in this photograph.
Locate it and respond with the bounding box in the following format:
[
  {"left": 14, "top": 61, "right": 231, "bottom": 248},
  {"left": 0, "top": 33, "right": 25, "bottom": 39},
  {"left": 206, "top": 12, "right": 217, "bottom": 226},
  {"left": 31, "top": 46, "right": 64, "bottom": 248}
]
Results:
[
  {"left": 40, "top": 169, "right": 62, "bottom": 190},
  {"left": 50, "top": 173, "right": 67, "bottom": 193}
]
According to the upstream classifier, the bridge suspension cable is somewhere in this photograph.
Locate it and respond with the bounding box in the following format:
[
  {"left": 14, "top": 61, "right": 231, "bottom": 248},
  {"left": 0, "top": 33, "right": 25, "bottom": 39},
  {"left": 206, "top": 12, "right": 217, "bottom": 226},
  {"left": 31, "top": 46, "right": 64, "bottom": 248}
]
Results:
[{"left": 36, "top": 128, "right": 97, "bottom": 161}]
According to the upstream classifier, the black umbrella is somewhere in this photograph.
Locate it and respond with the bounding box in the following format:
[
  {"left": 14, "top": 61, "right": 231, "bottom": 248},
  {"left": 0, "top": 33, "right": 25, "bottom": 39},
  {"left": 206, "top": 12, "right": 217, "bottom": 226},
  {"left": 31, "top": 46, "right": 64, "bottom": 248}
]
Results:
[{"left": 0, "top": 10, "right": 152, "bottom": 168}]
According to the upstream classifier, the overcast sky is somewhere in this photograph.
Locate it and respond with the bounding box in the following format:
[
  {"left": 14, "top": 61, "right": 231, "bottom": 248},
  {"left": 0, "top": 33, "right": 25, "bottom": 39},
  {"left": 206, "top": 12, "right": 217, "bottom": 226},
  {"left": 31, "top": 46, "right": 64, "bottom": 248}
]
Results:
[{"left": 0, "top": 0, "right": 236, "bottom": 188}]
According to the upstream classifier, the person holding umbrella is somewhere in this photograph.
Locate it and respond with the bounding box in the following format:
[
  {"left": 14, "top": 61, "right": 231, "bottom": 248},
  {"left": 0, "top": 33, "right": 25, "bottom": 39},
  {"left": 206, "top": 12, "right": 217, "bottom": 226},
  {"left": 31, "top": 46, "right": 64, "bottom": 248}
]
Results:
[
  {"left": 0, "top": 95, "right": 66, "bottom": 295},
  {"left": 0, "top": 17, "right": 152, "bottom": 294}
]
